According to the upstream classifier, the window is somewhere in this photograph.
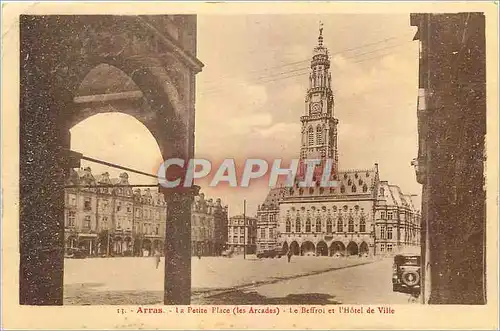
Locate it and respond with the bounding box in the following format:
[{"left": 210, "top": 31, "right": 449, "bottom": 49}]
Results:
[
  {"left": 84, "top": 198, "right": 91, "bottom": 211},
  {"left": 337, "top": 218, "right": 343, "bottom": 233},
  {"left": 260, "top": 228, "right": 266, "bottom": 239},
  {"left": 315, "top": 218, "right": 322, "bottom": 232},
  {"left": 387, "top": 227, "right": 393, "bottom": 240},
  {"left": 233, "top": 236, "right": 238, "bottom": 243},
  {"left": 269, "top": 214, "right": 275, "bottom": 223},
  {"left": 326, "top": 218, "right": 332, "bottom": 233},
  {"left": 388, "top": 211, "right": 393, "bottom": 220},
  {"left": 348, "top": 217, "right": 354, "bottom": 232},
  {"left": 156, "top": 225, "right": 159, "bottom": 235},
  {"left": 340, "top": 186, "right": 345, "bottom": 193},
  {"left": 240, "top": 236, "right": 244, "bottom": 244},
  {"left": 117, "top": 219, "right": 122, "bottom": 230},
  {"left": 380, "top": 244, "right": 386, "bottom": 252},
  {"left": 127, "top": 206, "right": 132, "bottom": 213},
  {"left": 269, "top": 228, "right": 274, "bottom": 238},
  {"left": 387, "top": 244, "right": 393, "bottom": 252},
  {"left": 381, "top": 226, "right": 386, "bottom": 240},
  {"left": 308, "top": 127, "right": 314, "bottom": 146},
  {"left": 116, "top": 202, "right": 121, "bottom": 212},
  {"left": 305, "top": 219, "right": 311, "bottom": 232},
  {"left": 363, "top": 184, "right": 368, "bottom": 193},
  {"left": 381, "top": 211, "right": 386, "bottom": 220},
  {"left": 240, "top": 227, "right": 245, "bottom": 235},
  {"left": 352, "top": 185, "right": 356, "bottom": 193},
  {"left": 360, "top": 217, "right": 366, "bottom": 232},
  {"left": 67, "top": 211, "right": 76, "bottom": 227},
  {"left": 84, "top": 216, "right": 91, "bottom": 229},
  {"left": 101, "top": 217, "right": 108, "bottom": 230},
  {"left": 296, "top": 218, "right": 301, "bottom": 232},
  {"left": 316, "top": 126, "right": 323, "bottom": 144},
  {"left": 69, "top": 194, "right": 77, "bottom": 206},
  {"left": 348, "top": 179, "right": 352, "bottom": 186},
  {"left": 286, "top": 218, "right": 291, "bottom": 232}
]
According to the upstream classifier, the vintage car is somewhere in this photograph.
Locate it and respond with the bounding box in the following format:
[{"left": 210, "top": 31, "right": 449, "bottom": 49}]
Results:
[
  {"left": 64, "top": 247, "right": 88, "bottom": 259},
  {"left": 221, "top": 248, "right": 234, "bottom": 258},
  {"left": 392, "top": 250, "right": 421, "bottom": 296},
  {"left": 256, "top": 248, "right": 285, "bottom": 259}
]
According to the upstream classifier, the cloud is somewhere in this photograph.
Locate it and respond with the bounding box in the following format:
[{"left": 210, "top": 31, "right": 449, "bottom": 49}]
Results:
[
  {"left": 227, "top": 113, "right": 273, "bottom": 135},
  {"left": 256, "top": 122, "right": 301, "bottom": 138}
]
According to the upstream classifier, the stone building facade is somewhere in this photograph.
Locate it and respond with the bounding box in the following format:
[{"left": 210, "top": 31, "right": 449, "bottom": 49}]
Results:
[
  {"left": 65, "top": 169, "right": 228, "bottom": 258},
  {"left": 64, "top": 167, "right": 167, "bottom": 257},
  {"left": 191, "top": 193, "right": 229, "bottom": 256},
  {"left": 256, "top": 187, "right": 286, "bottom": 253},
  {"left": 227, "top": 215, "right": 257, "bottom": 255},
  {"left": 260, "top": 27, "right": 421, "bottom": 257}
]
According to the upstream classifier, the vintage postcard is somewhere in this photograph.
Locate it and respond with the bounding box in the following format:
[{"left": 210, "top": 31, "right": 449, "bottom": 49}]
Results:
[{"left": 1, "top": 1, "right": 499, "bottom": 330}]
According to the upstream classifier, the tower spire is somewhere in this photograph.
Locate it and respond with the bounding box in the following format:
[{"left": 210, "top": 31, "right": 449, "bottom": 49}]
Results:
[{"left": 318, "top": 21, "right": 324, "bottom": 47}]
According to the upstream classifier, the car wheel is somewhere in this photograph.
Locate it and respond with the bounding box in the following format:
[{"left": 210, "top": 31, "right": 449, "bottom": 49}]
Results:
[{"left": 401, "top": 270, "right": 420, "bottom": 287}]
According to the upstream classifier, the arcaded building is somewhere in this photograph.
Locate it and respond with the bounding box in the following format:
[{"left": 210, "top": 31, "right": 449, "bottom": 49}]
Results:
[
  {"left": 191, "top": 193, "right": 229, "bottom": 256},
  {"left": 64, "top": 167, "right": 167, "bottom": 257},
  {"left": 259, "top": 28, "right": 421, "bottom": 257}
]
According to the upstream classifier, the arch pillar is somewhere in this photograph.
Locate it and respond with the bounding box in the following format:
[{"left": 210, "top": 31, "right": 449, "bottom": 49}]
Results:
[
  {"left": 19, "top": 72, "right": 73, "bottom": 305},
  {"left": 162, "top": 186, "right": 199, "bottom": 305}
]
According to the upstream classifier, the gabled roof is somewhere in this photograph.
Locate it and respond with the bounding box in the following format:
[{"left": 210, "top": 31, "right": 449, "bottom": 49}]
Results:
[
  {"left": 282, "top": 165, "right": 379, "bottom": 200},
  {"left": 336, "top": 168, "right": 377, "bottom": 196},
  {"left": 376, "top": 181, "right": 420, "bottom": 212},
  {"left": 260, "top": 186, "right": 287, "bottom": 209}
]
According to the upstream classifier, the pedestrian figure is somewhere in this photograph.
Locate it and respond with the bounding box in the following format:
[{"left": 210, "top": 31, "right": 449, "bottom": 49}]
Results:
[
  {"left": 287, "top": 249, "right": 292, "bottom": 263},
  {"left": 198, "top": 251, "right": 202, "bottom": 260},
  {"left": 154, "top": 249, "right": 161, "bottom": 269}
]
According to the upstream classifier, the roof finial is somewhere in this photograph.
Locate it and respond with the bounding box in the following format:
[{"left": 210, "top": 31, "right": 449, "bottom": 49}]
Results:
[{"left": 318, "top": 21, "right": 324, "bottom": 47}]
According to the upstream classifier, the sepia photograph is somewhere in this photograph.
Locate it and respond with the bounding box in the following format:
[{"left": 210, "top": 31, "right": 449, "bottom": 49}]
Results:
[{"left": 1, "top": 1, "right": 498, "bottom": 330}]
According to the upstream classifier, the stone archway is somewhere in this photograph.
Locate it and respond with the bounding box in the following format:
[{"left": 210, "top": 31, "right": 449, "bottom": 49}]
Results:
[
  {"left": 142, "top": 239, "right": 152, "bottom": 256},
  {"left": 329, "top": 241, "right": 346, "bottom": 257},
  {"left": 316, "top": 241, "right": 329, "bottom": 256},
  {"left": 346, "top": 241, "right": 359, "bottom": 256},
  {"left": 282, "top": 241, "right": 289, "bottom": 253},
  {"left": 289, "top": 241, "right": 300, "bottom": 256},
  {"left": 359, "top": 241, "right": 369, "bottom": 255},
  {"left": 19, "top": 15, "right": 203, "bottom": 305},
  {"left": 113, "top": 236, "right": 123, "bottom": 255},
  {"left": 300, "top": 241, "right": 315, "bottom": 256}
]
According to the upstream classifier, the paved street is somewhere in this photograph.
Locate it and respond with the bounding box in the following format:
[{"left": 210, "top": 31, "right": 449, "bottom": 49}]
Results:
[
  {"left": 63, "top": 255, "right": 417, "bottom": 305},
  {"left": 195, "top": 258, "right": 415, "bottom": 304}
]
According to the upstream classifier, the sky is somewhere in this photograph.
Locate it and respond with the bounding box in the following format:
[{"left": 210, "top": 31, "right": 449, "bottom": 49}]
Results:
[{"left": 71, "top": 14, "right": 421, "bottom": 217}]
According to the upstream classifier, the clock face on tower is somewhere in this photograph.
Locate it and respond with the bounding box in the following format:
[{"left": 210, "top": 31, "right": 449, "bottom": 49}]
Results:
[{"left": 310, "top": 102, "right": 322, "bottom": 114}]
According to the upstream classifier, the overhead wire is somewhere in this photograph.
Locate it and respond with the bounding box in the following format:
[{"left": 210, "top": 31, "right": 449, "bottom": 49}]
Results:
[{"left": 199, "top": 39, "right": 416, "bottom": 96}]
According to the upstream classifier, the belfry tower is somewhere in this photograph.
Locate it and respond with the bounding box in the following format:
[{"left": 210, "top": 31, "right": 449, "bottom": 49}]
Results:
[{"left": 299, "top": 23, "right": 339, "bottom": 178}]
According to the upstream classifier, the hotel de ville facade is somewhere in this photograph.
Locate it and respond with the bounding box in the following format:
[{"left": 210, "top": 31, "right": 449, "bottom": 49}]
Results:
[{"left": 257, "top": 28, "right": 421, "bottom": 257}]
